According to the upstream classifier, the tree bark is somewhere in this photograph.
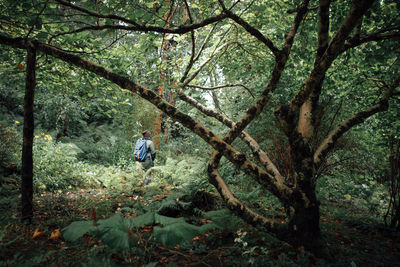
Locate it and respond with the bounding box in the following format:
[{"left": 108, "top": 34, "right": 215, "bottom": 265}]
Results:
[{"left": 21, "top": 44, "right": 36, "bottom": 222}]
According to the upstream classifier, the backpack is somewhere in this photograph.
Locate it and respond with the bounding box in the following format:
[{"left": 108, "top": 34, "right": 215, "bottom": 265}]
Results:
[{"left": 134, "top": 139, "right": 148, "bottom": 162}]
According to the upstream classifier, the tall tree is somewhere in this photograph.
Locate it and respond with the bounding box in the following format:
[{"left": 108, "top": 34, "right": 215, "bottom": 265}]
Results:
[
  {"left": 1, "top": 0, "right": 399, "bottom": 250},
  {"left": 21, "top": 43, "right": 36, "bottom": 222}
]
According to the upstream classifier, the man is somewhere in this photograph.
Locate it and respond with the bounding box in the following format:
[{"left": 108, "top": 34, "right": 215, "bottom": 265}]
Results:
[{"left": 141, "top": 130, "right": 156, "bottom": 185}]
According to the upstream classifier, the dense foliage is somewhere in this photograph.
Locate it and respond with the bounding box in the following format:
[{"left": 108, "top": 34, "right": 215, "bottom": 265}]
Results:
[{"left": 0, "top": 0, "right": 399, "bottom": 265}]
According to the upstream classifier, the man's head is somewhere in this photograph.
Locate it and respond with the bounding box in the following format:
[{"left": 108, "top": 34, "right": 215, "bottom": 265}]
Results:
[{"left": 142, "top": 130, "right": 151, "bottom": 139}]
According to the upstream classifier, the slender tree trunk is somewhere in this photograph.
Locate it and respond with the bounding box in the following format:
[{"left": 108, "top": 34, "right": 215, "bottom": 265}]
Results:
[
  {"left": 163, "top": 90, "right": 175, "bottom": 144},
  {"left": 21, "top": 45, "right": 36, "bottom": 222},
  {"left": 153, "top": 1, "right": 177, "bottom": 150}
]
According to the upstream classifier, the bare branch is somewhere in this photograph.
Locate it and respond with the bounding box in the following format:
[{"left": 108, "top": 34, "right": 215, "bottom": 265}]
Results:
[
  {"left": 187, "top": 83, "right": 255, "bottom": 98},
  {"left": 50, "top": 0, "right": 229, "bottom": 38},
  {"left": 26, "top": 0, "right": 49, "bottom": 38},
  {"left": 281, "top": 0, "right": 311, "bottom": 59},
  {"left": 180, "top": 23, "right": 219, "bottom": 84},
  {"left": 287, "top": 4, "right": 318, "bottom": 14},
  {"left": 297, "top": 0, "right": 331, "bottom": 142},
  {"left": 55, "top": 0, "right": 140, "bottom": 26},
  {"left": 182, "top": 41, "right": 235, "bottom": 86}
]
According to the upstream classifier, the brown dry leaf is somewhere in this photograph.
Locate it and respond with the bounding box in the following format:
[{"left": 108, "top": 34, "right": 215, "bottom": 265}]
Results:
[
  {"left": 32, "top": 228, "right": 44, "bottom": 239},
  {"left": 49, "top": 228, "right": 62, "bottom": 241}
]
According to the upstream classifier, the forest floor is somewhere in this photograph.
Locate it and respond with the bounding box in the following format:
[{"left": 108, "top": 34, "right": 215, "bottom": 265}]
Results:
[{"left": 1, "top": 185, "right": 400, "bottom": 267}]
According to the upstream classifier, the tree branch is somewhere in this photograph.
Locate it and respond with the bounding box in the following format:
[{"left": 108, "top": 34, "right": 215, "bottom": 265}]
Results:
[
  {"left": 315, "top": 0, "right": 331, "bottom": 63},
  {"left": 342, "top": 27, "right": 400, "bottom": 52},
  {"left": 314, "top": 75, "right": 400, "bottom": 166},
  {"left": 50, "top": 0, "right": 229, "bottom": 38},
  {"left": 297, "top": 0, "right": 331, "bottom": 142},
  {"left": 217, "top": 0, "right": 280, "bottom": 57},
  {"left": 176, "top": 87, "right": 284, "bottom": 184},
  {"left": 0, "top": 34, "right": 290, "bottom": 200},
  {"left": 179, "top": 0, "right": 196, "bottom": 83},
  {"left": 205, "top": 1, "right": 310, "bottom": 202},
  {"left": 207, "top": 166, "right": 286, "bottom": 231},
  {"left": 187, "top": 83, "right": 255, "bottom": 98},
  {"left": 182, "top": 41, "right": 235, "bottom": 86},
  {"left": 288, "top": 0, "right": 374, "bottom": 117},
  {"left": 219, "top": 0, "right": 310, "bottom": 147}
]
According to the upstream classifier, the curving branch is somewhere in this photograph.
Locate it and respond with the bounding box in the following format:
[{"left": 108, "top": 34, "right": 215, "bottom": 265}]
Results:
[
  {"left": 187, "top": 83, "right": 255, "bottom": 98},
  {"left": 54, "top": 0, "right": 141, "bottom": 27},
  {"left": 0, "top": 34, "right": 291, "bottom": 202},
  {"left": 26, "top": 0, "right": 49, "bottom": 38},
  {"left": 218, "top": 0, "right": 310, "bottom": 147},
  {"left": 314, "top": 75, "right": 400, "bottom": 166},
  {"left": 180, "top": 23, "right": 220, "bottom": 84},
  {"left": 217, "top": 0, "right": 280, "bottom": 57},
  {"left": 207, "top": 166, "right": 286, "bottom": 231},
  {"left": 182, "top": 41, "right": 235, "bottom": 86},
  {"left": 288, "top": 0, "right": 374, "bottom": 116},
  {"left": 203, "top": 0, "right": 311, "bottom": 196},
  {"left": 49, "top": 0, "right": 229, "bottom": 41},
  {"left": 176, "top": 87, "right": 284, "bottom": 184},
  {"left": 342, "top": 27, "right": 400, "bottom": 52}
]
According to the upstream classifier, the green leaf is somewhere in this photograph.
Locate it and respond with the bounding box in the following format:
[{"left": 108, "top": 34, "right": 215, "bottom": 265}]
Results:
[
  {"left": 153, "top": 223, "right": 201, "bottom": 246},
  {"left": 98, "top": 227, "right": 135, "bottom": 251},
  {"left": 36, "top": 32, "right": 48, "bottom": 41},
  {"left": 126, "top": 211, "right": 155, "bottom": 228},
  {"left": 154, "top": 214, "right": 185, "bottom": 225},
  {"left": 97, "top": 214, "right": 124, "bottom": 229},
  {"left": 62, "top": 221, "right": 96, "bottom": 242}
]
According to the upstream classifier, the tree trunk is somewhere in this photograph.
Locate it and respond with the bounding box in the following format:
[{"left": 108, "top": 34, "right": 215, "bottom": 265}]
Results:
[
  {"left": 287, "top": 183, "right": 322, "bottom": 250},
  {"left": 21, "top": 45, "right": 36, "bottom": 222}
]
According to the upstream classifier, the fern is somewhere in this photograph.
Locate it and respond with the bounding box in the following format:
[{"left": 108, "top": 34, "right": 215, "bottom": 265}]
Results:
[
  {"left": 62, "top": 211, "right": 219, "bottom": 250},
  {"left": 153, "top": 222, "right": 215, "bottom": 247},
  {"left": 62, "top": 221, "right": 96, "bottom": 242},
  {"left": 204, "top": 209, "right": 243, "bottom": 232}
]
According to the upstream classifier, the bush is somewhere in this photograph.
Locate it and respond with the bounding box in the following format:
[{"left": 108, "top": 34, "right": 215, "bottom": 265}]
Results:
[
  {"left": 0, "top": 121, "right": 22, "bottom": 171},
  {"left": 33, "top": 132, "right": 94, "bottom": 192}
]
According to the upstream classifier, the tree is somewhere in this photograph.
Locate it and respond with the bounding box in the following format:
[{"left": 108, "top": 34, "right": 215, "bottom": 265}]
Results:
[{"left": 0, "top": 0, "right": 399, "bottom": 251}]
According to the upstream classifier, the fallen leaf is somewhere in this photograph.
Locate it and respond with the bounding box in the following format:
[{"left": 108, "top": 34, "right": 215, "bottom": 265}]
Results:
[
  {"left": 49, "top": 228, "right": 62, "bottom": 241},
  {"left": 32, "top": 228, "right": 44, "bottom": 239}
]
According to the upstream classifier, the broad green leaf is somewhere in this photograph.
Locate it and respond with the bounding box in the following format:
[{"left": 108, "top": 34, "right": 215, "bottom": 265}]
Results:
[
  {"left": 126, "top": 211, "right": 155, "bottom": 228},
  {"left": 62, "top": 221, "right": 96, "bottom": 242},
  {"left": 153, "top": 223, "right": 203, "bottom": 246}
]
